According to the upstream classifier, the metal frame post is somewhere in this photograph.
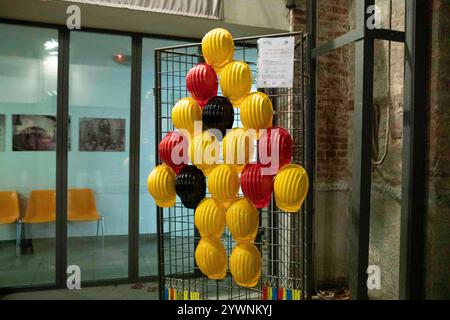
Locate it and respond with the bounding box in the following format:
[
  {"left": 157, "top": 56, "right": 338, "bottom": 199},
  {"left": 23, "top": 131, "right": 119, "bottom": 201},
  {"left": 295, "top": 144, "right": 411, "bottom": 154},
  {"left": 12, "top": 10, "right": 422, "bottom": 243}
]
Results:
[
  {"left": 348, "top": 0, "right": 375, "bottom": 301},
  {"left": 305, "top": 0, "right": 317, "bottom": 300},
  {"left": 55, "top": 27, "right": 70, "bottom": 289},
  {"left": 154, "top": 49, "right": 165, "bottom": 300},
  {"left": 129, "top": 35, "right": 143, "bottom": 282},
  {"left": 399, "top": 0, "right": 427, "bottom": 300}
]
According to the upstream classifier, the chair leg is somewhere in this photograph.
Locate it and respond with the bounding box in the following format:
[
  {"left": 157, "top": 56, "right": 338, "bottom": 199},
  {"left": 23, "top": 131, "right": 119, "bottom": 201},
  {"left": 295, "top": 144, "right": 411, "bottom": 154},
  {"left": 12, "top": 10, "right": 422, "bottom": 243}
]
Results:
[
  {"left": 96, "top": 220, "right": 100, "bottom": 237},
  {"left": 16, "top": 221, "right": 21, "bottom": 257},
  {"left": 101, "top": 216, "right": 105, "bottom": 249}
]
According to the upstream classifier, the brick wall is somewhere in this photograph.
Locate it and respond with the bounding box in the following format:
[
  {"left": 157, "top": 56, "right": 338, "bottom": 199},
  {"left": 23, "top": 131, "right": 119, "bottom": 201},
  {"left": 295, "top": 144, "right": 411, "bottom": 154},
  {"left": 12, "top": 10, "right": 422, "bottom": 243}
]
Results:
[
  {"left": 290, "top": 5, "right": 306, "bottom": 31},
  {"left": 291, "top": 1, "right": 352, "bottom": 190},
  {"left": 316, "top": 0, "right": 352, "bottom": 190}
]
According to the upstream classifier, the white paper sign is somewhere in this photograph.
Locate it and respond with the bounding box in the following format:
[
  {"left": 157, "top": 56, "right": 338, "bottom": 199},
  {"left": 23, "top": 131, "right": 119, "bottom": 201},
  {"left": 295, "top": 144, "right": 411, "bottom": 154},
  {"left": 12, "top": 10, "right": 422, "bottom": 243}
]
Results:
[{"left": 257, "top": 37, "right": 295, "bottom": 88}]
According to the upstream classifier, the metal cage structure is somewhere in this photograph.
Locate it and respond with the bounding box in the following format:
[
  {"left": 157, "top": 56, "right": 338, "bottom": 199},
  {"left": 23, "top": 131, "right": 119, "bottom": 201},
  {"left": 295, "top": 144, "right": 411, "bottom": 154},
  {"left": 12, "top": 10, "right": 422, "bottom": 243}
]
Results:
[{"left": 154, "top": 32, "right": 313, "bottom": 300}]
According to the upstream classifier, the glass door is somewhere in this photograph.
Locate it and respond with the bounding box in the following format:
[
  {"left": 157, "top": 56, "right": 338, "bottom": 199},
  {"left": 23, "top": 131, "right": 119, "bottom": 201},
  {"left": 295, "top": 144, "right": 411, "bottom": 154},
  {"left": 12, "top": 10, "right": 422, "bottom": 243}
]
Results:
[
  {"left": 67, "top": 31, "right": 132, "bottom": 281},
  {"left": 139, "top": 37, "right": 193, "bottom": 277},
  {"left": 0, "top": 23, "right": 58, "bottom": 287}
]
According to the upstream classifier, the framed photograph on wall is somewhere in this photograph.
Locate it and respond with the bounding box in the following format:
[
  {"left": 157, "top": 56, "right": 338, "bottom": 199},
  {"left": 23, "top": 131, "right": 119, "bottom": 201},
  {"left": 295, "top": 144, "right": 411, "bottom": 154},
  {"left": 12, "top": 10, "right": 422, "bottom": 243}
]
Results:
[
  {"left": 12, "top": 115, "right": 71, "bottom": 151},
  {"left": 79, "top": 118, "right": 125, "bottom": 152},
  {"left": 0, "top": 115, "right": 5, "bottom": 152}
]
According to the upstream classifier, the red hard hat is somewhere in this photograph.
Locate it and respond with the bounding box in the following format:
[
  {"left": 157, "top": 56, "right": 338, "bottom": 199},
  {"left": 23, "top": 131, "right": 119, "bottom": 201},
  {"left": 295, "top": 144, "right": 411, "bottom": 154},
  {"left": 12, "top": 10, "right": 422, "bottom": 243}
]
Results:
[
  {"left": 159, "top": 131, "right": 188, "bottom": 174},
  {"left": 186, "top": 63, "right": 218, "bottom": 108},
  {"left": 258, "top": 126, "right": 293, "bottom": 175},
  {"left": 241, "top": 163, "right": 274, "bottom": 209}
]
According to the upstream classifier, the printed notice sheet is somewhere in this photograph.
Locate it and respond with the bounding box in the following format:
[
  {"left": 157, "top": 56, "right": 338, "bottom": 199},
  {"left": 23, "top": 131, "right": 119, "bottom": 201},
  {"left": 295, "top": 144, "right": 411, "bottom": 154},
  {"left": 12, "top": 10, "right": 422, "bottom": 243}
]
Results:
[{"left": 257, "top": 37, "right": 295, "bottom": 88}]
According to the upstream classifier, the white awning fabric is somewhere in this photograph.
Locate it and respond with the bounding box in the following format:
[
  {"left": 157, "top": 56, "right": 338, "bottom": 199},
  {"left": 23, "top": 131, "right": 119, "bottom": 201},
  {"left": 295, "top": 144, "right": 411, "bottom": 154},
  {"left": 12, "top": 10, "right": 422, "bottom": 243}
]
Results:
[{"left": 62, "top": 0, "right": 223, "bottom": 20}]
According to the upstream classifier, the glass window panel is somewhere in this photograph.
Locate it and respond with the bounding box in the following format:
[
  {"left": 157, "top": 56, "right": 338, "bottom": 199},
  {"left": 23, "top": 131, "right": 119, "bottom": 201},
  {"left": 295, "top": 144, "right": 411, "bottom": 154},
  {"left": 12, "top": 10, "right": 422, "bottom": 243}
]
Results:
[
  {"left": 68, "top": 31, "right": 131, "bottom": 281},
  {"left": 0, "top": 23, "right": 58, "bottom": 287},
  {"left": 139, "top": 38, "right": 192, "bottom": 277}
]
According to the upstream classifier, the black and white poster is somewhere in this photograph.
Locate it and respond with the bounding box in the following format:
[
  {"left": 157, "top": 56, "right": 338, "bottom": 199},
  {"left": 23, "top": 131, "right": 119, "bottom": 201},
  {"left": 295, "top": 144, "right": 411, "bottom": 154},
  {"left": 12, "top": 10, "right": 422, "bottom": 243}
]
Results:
[
  {"left": 79, "top": 118, "right": 126, "bottom": 152},
  {"left": 12, "top": 115, "right": 57, "bottom": 151}
]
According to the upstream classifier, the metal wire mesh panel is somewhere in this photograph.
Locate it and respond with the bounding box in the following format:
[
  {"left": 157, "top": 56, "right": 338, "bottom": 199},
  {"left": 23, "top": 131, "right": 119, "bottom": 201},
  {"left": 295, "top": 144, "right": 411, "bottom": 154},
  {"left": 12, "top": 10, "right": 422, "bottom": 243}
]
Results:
[{"left": 155, "top": 32, "right": 308, "bottom": 300}]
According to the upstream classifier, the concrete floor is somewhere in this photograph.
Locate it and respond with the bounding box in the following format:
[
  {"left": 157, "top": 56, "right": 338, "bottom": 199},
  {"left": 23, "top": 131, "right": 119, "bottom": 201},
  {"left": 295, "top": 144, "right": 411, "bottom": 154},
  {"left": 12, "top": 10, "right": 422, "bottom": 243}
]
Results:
[
  {"left": 0, "top": 236, "right": 158, "bottom": 288},
  {"left": 0, "top": 235, "right": 259, "bottom": 300},
  {"left": 0, "top": 282, "right": 159, "bottom": 300}
]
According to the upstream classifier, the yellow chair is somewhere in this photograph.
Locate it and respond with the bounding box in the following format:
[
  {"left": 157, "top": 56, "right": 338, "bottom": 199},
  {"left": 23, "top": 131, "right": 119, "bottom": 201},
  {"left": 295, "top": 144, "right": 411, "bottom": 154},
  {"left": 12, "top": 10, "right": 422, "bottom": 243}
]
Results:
[
  {"left": 19, "top": 190, "right": 56, "bottom": 257},
  {"left": 68, "top": 188, "right": 104, "bottom": 244},
  {"left": 22, "top": 190, "right": 56, "bottom": 224},
  {"left": 0, "top": 191, "right": 21, "bottom": 256}
]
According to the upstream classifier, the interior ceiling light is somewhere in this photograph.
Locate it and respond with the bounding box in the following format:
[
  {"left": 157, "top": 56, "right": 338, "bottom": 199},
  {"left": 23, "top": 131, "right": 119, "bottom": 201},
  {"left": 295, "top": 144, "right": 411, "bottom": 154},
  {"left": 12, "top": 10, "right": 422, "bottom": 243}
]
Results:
[
  {"left": 114, "top": 53, "right": 127, "bottom": 64},
  {"left": 44, "top": 39, "right": 58, "bottom": 51}
]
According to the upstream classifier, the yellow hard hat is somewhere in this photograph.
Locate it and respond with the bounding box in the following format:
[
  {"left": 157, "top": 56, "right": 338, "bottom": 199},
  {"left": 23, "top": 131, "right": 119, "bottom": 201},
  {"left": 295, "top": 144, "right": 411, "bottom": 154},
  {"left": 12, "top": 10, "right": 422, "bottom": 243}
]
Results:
[
  {"left": 274, "top": 164, "right": 309, "bottom": 213},
  {"left": 188, "top": 131, "right": 220, "bottom": 176},
  {"left": 194, "top": 198, "right": 226, "bottom": 238},
  {"left": 229, "top": 242, "right": 261, "bottom": 288},
  {"left": 222, "top": 128, "right": 256, "bottom": 173},
  {"left": 208, "top": 165, "right": 239, "bottom": 207},
  {"left": 172, "top": 97, "right": 202, "bottom": 134},
  {"left": 147, "top": 164, "right": 176, "bottom": 208},
  {"left": 240, "top": 92, "right": 273, "bottom": 130},
  {"left": 226, "top": 197, "right": 259, "bottom": 242},
  {"left": 195, "top": 237, "right": 227, "bottom": 280},
  {"left": 202, "top": 28, "right": 234, "bottom": 73},
  {"left": 220, "top": 61, "right": 252, "bottom": 106}
]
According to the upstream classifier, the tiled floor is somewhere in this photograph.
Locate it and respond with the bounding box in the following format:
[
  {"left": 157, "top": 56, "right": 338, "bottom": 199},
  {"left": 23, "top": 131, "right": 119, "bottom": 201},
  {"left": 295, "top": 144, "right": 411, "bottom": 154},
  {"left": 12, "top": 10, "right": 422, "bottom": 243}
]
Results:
[
  {"left": 0, "top": 235, "right": 264, "bottom": 300},
  {"left": 0, "top": 235, "right": 158, "bottom": 288}
]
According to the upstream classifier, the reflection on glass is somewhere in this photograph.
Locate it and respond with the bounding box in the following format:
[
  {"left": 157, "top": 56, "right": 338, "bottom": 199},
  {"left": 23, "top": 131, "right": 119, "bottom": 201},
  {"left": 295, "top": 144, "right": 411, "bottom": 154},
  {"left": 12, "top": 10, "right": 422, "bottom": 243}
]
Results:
[
  {"left": 0, "top": 24, "right": 58, "bottom": 287},
  {"left": 139, "top": 38, "right": 191, "bottom": 277},
  {"left": 68, "top": 32, "right": 131, "bottom": 281}
]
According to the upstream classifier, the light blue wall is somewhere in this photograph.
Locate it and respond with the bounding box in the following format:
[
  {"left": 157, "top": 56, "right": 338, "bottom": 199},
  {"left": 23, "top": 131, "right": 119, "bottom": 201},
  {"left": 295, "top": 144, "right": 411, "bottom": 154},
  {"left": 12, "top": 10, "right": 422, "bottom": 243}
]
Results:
[
  {"left": 0, "top": 24, "right": 190, "bottom": 240},
  {"left": 139, "top": 38, "right": 190, "bottom": 236},
  {"left": 67, "top": 32, "right": 132, "bottom": 238},
  {"left": 0, "top": 24, "right": 58, "bottom": 241}
]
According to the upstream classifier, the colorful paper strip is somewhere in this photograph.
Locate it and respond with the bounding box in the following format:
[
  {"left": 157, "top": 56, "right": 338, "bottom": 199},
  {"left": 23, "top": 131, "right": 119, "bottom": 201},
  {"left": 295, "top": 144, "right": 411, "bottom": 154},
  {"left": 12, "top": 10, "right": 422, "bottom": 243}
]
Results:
[
  {"left": 262, "top": 285, "right": 268, "bottom": 300},
  {"left": 272, "top": 287, "right": 278, "bottom": 300}
]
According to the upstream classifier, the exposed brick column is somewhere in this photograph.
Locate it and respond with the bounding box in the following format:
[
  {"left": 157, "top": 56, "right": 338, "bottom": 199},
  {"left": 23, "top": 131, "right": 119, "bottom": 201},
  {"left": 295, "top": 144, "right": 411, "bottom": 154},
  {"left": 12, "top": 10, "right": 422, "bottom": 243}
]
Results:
[
  {"left": 289, "top": 0, "right": 351, "bottom": 188},
  {"left": 290, "top": 5, "right": 306, "bottom": 32},
  {"left": 316, "top": 0, "right": 351, "bottom": 190},
  {"left": 314, "top": 0, "right": 352, "bottom": 290}
]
